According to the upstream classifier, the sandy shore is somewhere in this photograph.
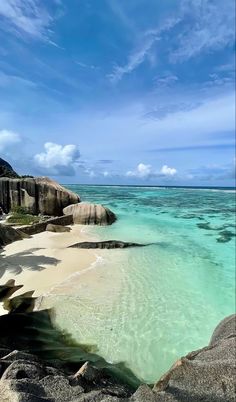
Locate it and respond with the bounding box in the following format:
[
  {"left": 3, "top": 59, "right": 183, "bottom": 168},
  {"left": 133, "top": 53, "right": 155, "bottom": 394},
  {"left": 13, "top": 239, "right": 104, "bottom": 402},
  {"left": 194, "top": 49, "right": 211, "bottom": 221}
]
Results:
[{"left": 0, "top": 224, "right": 102, "bottom": 314}]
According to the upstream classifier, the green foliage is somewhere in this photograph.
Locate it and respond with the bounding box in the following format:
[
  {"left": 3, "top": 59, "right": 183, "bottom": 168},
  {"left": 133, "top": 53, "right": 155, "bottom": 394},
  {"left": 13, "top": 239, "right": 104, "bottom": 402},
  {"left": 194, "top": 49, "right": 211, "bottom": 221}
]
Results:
[
  {"left": 7, "top": 211, "right": 41, "bottom": 226},
  {"left": 10, "top": 205, "right": 29, "bottom": 215}
]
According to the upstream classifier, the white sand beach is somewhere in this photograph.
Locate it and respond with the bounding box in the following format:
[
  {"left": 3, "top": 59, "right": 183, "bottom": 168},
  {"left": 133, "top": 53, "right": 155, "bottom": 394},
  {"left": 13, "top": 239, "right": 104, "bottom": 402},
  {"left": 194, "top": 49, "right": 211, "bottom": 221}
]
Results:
[{"left": 0, "top": 225, "right": 103, "bottom": 314}]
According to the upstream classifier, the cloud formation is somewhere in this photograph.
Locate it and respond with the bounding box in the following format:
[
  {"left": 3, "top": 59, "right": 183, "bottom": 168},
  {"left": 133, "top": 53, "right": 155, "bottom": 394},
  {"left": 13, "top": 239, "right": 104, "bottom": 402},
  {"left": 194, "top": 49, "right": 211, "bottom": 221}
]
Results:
[
  {"left": 108, "top": 18, "right": 179, "bottom": 83},
  {"left": 34, "top": 142, "right": 80, "bottom": 176},
  {"left": 171, "top": 0, "right": 235, "bottom": 62},
  {"left": 0, "top": 129, "right": 21, "bottom": 151},
  {"left": 126, "top": 163, "right": 177, "bottom": 179},
  {"left": 0, "top": 0, "right": 57, "bottom": 42},
  {"left": 160, "top": 165, "right": 177, "bottom": 176}
]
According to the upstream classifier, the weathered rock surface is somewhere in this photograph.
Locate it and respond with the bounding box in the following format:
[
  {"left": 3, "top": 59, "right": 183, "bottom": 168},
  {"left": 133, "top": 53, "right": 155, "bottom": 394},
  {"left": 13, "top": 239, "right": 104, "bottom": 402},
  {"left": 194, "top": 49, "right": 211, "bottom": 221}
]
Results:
[
  {"left": 69, "top": 240, "right": 148, "bottom": 249},
  {"left": 0, "top": 352, "right": 132, "bottom": 402},
  {"left": 46, "top": 224, "right": 71, "bottom": 233},
  {"left": 0, "top": 224, "right": 28, "bottom": 248},
  {"left": 0, "top": 158, "right": 19, "bottom": 179},
  {"left": 0, "top": 177, "right": 80, "bottom": 216},
  {"left": 63, "top": 203, "right": 116, "bottom": 225},
  {"left": 152, "top": 314, "right": 236, "bottom": 402},
  {"left": 20, "top": 215, "right": 73, "bottom": 236}
]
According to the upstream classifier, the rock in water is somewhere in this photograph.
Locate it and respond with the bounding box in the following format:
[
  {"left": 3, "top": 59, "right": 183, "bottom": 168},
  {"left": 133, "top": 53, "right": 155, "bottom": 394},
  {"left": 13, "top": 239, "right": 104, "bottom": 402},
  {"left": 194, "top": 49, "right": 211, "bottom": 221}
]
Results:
[
  {"left": 69, "top": 240, "right": 148, "bottom": 249},
  {"left": 46, "top": 224, "right": 71, "bottom": 233},
  {"left": 0, "top": 177, "right": 80, "bottom": 216},
  {"left": 0, "top": 224, "right": 27, "bottom": 248},
  {"left": 63, "top": 203, "right": 116, "bottom": 225}
]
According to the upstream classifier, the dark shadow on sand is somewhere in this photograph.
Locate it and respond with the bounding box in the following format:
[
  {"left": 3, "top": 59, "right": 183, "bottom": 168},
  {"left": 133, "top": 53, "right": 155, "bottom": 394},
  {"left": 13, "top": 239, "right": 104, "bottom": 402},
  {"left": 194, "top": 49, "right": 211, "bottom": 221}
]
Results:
[{"left": 0, "top": 248, "right": 60, "bottom": 278}]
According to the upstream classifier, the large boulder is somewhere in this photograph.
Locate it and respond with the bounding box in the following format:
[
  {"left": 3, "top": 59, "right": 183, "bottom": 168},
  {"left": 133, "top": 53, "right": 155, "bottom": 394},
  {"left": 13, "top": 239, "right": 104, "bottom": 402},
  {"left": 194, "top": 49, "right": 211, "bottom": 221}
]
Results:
[
  {"left": 63, "top": 203, "right": 116, "bottom": 225},
  {"left": 0, "top": 177, "right": 80, "bottom": 216},
  {"left": 151, "top": 314, "right": 236, "bottom": 402},
  {"left": 0, "top": 224, "right": 27, "bottom": 248}
]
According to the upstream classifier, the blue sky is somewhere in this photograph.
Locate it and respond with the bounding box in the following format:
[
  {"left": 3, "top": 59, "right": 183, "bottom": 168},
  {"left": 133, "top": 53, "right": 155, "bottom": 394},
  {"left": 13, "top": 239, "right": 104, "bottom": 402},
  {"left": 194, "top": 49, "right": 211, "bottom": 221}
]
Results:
[{"left": 0, "top": 0, "right": 235, "bottom": 186}]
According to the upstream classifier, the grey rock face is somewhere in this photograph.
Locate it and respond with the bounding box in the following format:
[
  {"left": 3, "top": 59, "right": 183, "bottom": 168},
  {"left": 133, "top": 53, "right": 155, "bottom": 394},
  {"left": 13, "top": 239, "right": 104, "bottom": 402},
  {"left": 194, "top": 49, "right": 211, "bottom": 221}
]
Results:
[
  {"left": 46, "top": 224, "right": 71, "bottom": 233},
  {"left": 0, "top": 352, "right": 130, "bottom": 402},
  {"left": 63, "top": 203, "right": 116, "bottom": 225},
  {"left": 152, "top": 314, "right": 236, "bottom": 402},
  {"left": 0, "top": 177, "right": 80, "bottom": 216},
  {"left": 0, "top": 224, "right": 27, "bottom": 248},
  {"left": 210, "top": 314, "right": 236, "bottom": 345},
  {"left": 0, "top": 158, "right": 19, "bottom": 179},
  {"left": 69, "top": 240, "right": 148, "bottom": 249}
]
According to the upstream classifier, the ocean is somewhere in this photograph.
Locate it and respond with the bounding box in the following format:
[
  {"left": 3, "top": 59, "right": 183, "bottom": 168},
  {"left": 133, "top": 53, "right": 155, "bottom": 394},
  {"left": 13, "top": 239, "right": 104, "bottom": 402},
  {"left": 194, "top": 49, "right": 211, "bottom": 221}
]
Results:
[{"left": 44, "top": 185, "right": 236, "bottom": 383}]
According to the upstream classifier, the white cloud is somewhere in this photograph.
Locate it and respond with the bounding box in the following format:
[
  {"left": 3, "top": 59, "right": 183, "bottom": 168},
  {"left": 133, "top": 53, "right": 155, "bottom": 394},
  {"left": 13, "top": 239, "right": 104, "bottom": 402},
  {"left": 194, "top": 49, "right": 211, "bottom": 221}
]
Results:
[
  {"left": 108, "top": 36, "right": 160, "bottom": 84},
  {"left": 0, "top": 129, "right": 21, "bottom": 151},
  {"left": 126, "top": 163, "right": 152, "bottom": 178},
  {"left": 171, "top": 0, "right": 235, "bottom": 62},
  {"left": 83, "top": 167, "right": 97, "bottom": 178},
  {"left": 126, "top": 163, "right": 177, "bottom": 180},
  {"left": 0, "top": 70, "right": 36, "bottom": 88},
  {"left": 34, "top": 142, "right": 80, "bottom": 176},
  {"left": 155, "top": 74, "right": 179, "bottom": 87},
  {"left": 161, "top": 165, "right": 177, "bottom": 176},
  {"left": 0, "top": 0, "right": 56, "bottom": 41},
  {"left": 108, "top": 0, "right": 235, "bottom": 82},
  {"left": 108, "top": 18, "right": 179, "bottom": 83}
]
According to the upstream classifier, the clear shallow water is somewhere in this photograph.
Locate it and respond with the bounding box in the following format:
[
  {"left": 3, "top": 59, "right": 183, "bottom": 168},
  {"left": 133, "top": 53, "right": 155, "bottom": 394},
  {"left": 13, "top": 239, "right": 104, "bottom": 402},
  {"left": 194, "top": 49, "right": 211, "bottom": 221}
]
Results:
[{"left": 45, "top": 186, "right": 235, "bottom": 382}]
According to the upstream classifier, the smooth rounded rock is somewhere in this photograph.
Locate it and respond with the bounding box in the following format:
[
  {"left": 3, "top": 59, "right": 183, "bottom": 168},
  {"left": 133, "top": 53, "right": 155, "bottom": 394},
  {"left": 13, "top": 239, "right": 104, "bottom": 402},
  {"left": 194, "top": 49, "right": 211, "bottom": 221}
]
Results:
[
  {"left": 63, "top": 203, "right": 116, "bottom": 225},
  {"left": 46, "top": 224, "right": 71, "bottom": 233}
]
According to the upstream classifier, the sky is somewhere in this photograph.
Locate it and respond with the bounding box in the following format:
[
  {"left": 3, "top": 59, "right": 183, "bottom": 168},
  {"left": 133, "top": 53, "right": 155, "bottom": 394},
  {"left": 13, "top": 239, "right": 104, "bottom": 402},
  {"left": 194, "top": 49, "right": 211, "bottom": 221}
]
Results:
[{"left": 0, "top": 0, "right": 235, "bottom": 186}]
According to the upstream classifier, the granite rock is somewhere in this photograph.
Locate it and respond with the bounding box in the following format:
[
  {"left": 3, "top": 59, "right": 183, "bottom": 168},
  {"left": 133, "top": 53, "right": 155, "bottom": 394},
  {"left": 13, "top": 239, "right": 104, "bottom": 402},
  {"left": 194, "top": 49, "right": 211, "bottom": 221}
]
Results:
[
  {"left": 0, "top": 224, "right": 28, "bottom": 248},
  {"left": 46, "top": 224, "right": 71, "bottom": 233},
  {"left": 63, "top": 203, "right": 116, "bottom": 225},
  {"left": 0, "top": 177, "right": 80, "bottom": 216},
  {"left": 69, "top": 241, "right": 148, "bottom": 249}
]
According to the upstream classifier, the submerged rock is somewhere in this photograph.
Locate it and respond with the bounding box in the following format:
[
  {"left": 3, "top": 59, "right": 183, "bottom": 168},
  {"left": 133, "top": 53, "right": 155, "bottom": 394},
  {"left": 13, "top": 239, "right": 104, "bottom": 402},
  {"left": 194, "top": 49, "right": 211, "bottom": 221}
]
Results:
[
  {"left": 46, "top": 224, "right": 71, "bottom": 233},
  {"left": 69, "top": 240, "right": 148, "bottom": 249},
  {"left": 63, "top": 203, "right": 116, "bottom": 225},
  {"left": 0, "top": 177, "right": 80, "bottom": 216},
  {"left": 217, "top": 230, "right": 236, "bottom": 243}
]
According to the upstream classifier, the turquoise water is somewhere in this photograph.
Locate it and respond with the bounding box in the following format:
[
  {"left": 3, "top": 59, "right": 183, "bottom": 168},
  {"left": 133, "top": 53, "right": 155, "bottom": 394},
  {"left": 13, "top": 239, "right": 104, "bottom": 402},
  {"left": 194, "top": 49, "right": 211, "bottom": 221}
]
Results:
[{"left": 49, "top": 186, "right": 236, "bottom": 382}]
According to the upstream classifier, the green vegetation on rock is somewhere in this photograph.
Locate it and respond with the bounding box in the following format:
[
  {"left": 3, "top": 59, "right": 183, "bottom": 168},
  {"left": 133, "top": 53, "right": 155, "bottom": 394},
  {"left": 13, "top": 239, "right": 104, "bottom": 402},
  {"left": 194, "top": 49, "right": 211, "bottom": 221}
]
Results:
[{"left": 7, "top": 206, "right": 41, "bottom": 226}]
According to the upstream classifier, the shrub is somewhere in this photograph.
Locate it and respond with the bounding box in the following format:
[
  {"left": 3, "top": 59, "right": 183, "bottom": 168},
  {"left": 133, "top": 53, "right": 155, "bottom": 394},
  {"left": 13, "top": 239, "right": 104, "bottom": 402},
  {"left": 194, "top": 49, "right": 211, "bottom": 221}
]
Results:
[{"left": 10, "top": 205, "right": 29, "bottom": 215}]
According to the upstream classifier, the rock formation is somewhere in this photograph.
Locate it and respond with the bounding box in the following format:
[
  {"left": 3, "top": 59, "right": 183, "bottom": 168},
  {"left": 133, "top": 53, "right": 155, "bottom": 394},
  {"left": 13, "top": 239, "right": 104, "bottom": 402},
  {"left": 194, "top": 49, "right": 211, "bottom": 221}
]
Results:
[
  {"left": 150, "top": 313, "right": 236, "bottom": 402},
  {"left": 69, "top": 240, "right": 149, "bottom": 249},
  {"left": 46, "top": 223, "right": 71, "bottom": 233},
  {"left": 0, "top": 158, "right": 19, "bottom": 179},
  {"left": 63, "top": 203, "right": 116, "bottom": 225},
  {"left": 0, "top": 224, "right": 28, "bottom": 248},
  {"left": 0, "top": 177, "right": 80, "bottom": 216},
  {"left": 0, "top": 311, "right": 235, "bottom": 402}
]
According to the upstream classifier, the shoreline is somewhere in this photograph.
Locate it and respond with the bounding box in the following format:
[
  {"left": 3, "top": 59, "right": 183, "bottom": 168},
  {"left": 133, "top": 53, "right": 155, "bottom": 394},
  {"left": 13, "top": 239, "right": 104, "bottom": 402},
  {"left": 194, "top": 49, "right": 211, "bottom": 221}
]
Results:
[{"left": 0, "top": 224, "right": 104, "bottom": 315}]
